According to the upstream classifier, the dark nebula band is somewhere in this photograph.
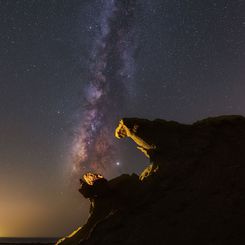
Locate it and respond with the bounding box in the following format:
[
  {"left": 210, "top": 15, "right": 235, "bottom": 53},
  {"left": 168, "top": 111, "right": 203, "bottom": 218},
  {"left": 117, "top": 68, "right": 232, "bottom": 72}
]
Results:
[{"left": 72, "top": 0, "right": 137, "bottom": 176}]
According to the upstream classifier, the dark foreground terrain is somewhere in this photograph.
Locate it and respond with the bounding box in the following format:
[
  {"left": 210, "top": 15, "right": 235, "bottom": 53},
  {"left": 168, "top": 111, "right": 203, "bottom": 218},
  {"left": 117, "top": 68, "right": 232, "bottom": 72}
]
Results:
[
  {"left": 57, "top": 115, "right": 245, "bottom": 245},
  {"left": 0, "top": 237, "right": 57, "bottom": 245},
  {"left": 0, "top": 243, "right": 54, "bottom": 245}
]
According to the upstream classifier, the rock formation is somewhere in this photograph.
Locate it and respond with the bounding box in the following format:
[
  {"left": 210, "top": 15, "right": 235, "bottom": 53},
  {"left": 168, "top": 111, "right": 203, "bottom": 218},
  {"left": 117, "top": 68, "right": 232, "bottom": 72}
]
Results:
[{"left": 57, "top": 115, "right": 245, "bottom": 245}]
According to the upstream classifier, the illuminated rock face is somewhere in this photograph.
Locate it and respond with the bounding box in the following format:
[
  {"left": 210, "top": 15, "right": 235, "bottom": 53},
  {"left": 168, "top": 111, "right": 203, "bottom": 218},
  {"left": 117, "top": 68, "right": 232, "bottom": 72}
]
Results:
[{"left": 57, "top": 115, "right": 245, "bottom": 245}]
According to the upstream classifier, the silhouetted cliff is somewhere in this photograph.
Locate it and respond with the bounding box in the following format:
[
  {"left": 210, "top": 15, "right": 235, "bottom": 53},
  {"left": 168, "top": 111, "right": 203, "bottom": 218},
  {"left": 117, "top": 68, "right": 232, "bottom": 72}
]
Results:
[{"left": 57, "top": 115, "right": 245, "bottom": 245}]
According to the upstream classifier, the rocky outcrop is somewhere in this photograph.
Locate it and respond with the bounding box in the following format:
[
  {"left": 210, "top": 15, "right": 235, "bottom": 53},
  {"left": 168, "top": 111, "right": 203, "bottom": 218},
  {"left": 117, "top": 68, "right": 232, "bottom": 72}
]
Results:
[{"left": 57, "top": 115, "right": 245, "bottom": 245}]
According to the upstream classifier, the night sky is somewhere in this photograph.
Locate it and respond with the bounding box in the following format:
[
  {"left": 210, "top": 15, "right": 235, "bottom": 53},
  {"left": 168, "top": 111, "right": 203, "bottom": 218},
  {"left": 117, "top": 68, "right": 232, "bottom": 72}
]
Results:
[{"left": 0, "top": 0, "right": 245, "bottom": 238}]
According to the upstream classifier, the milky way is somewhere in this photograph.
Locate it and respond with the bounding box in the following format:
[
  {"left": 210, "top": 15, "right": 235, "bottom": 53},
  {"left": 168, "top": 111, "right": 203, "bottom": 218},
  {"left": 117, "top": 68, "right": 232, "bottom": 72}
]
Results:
[{"left": 72, "top": 0, "right": 137, "bottom": 177}]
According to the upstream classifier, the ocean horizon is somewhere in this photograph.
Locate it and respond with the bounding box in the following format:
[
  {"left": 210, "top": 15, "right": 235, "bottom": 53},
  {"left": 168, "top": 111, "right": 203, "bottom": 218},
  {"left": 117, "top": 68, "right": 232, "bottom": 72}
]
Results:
[{"left": 0, "top": 237, "right": 59, "bottom": 245}]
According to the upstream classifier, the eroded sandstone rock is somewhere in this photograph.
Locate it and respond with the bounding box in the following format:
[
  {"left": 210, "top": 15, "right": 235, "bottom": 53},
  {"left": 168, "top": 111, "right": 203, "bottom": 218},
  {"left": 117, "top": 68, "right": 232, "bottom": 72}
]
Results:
[{"left": 57, "top": 115, "right": 245, "bottom": 245}]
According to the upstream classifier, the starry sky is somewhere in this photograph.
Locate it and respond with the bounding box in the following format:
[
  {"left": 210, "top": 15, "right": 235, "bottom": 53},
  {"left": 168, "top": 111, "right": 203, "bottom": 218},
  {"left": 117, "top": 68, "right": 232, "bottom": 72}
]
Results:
[{"left": 0, "top": 0, "right": 245, "bottom": 238}]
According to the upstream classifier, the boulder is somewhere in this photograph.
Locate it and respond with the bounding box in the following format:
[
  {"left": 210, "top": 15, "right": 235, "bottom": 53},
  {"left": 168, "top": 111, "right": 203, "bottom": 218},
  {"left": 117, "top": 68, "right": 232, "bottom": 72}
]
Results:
[{"left": 57, "top": 115, "right": 245, "bottom": 245}]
